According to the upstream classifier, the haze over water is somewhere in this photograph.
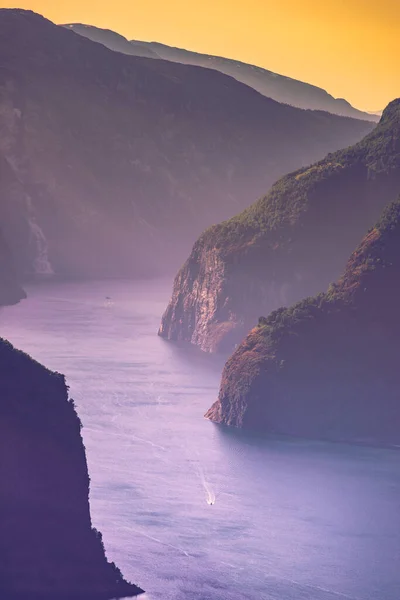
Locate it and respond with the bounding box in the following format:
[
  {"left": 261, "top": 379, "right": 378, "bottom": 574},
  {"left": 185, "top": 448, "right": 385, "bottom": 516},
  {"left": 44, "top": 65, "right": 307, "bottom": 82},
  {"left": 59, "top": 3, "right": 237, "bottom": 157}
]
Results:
[{"left": 1, "top": 280, "right": 400, "bottom": 600}]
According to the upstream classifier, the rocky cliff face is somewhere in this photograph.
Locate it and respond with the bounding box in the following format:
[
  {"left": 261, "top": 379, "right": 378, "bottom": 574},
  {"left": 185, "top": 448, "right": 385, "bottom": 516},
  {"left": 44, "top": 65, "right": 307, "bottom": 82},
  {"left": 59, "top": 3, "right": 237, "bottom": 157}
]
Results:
[
  {"left": 160, "top": 99, "right": 400, "bottom": 353},
  {"left": 0, "top": 338, "right": 142, "bottom": 598},
  {"left": 0, "top": 9, "right": 373, "bottom": 281},
  {"left": 0, "top": 232, "right": 26, "bottom": 305},
  {"left": 66, "top": 24, "right": 378, "bottom": 122},
  {"left": 0, "top": 173, "right": 26, "bottom": 309},
  {"left": 205, "top": 197, "right": 400, "bottom": 445}
]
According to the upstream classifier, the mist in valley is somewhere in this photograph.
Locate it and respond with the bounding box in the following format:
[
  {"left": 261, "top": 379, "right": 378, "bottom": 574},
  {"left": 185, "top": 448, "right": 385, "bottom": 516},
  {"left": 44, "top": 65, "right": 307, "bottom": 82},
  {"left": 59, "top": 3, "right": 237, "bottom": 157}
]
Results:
[{"left": 0, "top": 4, "right": 399, "bottom": 600}]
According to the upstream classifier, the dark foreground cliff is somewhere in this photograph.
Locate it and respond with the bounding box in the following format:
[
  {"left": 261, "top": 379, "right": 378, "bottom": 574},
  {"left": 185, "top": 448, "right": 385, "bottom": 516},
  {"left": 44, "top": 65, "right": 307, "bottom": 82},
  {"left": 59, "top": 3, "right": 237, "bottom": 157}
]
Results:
[
  {"left": 0, "top": 9, "right": 373, "bottom": 281},
  {"left": 160, "top": 99, "right": 400, "bottom": 353},
  {"left": 0, "top": 339, "right": 142, "bottom": 598},
  {"left": 206, "top": 198, "right": 400, "bottom": 445}
]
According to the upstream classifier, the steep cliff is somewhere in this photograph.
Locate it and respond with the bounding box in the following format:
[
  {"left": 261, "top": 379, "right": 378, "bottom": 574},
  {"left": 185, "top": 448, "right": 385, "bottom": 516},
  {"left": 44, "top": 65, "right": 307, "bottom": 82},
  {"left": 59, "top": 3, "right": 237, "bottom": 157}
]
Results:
[
  {"left": 0, "top": 155, "right": 28, "bottom": 303},
  {"left": 0, "top": 156, "right": 26, "bottom": 303},
  {"left": 160, "top": 99, "right": 400, "bottom": 352},
  {"left": 0, "top": 230, "right": 26, "bottom": 305},
  {"left": 0, "top": 9, "right": 373, "bottom": 280},
  {"left": 0, "top": 338, "right": 142, "bottom": 598},
  {"left": 66, "top": 23, "right": 378, "bottom": 122},
  {"left": 205, "top": 198, "right": 400, "bottom": 445}
]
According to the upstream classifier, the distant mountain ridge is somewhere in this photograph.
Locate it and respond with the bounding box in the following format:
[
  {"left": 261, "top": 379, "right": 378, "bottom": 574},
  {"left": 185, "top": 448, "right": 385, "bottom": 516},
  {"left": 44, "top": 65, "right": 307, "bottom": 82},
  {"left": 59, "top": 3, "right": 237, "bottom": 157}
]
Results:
[
  {"left": 64, "top": 23, "right": 158, "bottom": 58},
  {"left": 0, "top": 9, "right": 373, "bottom": 282},
  {"left": 65, "top": 23, "right": 378, "bottom": 122},
  {"left": 206, "top": 196, "right": 400, "bottom": 446},
  {"left": 159, "top": 99, "right": 400, "bottom": 353}
]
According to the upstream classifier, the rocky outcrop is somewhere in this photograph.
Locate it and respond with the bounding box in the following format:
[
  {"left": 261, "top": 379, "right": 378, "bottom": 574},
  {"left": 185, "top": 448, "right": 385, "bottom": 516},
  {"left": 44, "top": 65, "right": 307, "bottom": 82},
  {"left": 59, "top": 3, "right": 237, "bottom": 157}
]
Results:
[
  {"left": 0, "top": 338, "right": 142, "bottom": 598},
  {"left": 66, "top": 24, "right": 378, "bottom": 122},
  {"left": 205, "top": 197, "right": 400, "bottom": 445},
  {"left": 0, "top": 9, "right": 373, "bottom": 281},
  {"left": 159, "top": 99, "right": 400, "bottom": 353}
]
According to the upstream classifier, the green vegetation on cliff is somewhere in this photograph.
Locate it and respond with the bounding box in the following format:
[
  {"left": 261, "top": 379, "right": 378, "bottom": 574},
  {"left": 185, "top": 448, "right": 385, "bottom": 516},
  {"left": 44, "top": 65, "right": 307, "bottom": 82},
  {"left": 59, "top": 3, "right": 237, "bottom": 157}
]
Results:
[
  {"left": 160, "top": 99, "right": 400, "bottom": 353},
  {"left": 206, "top": 196, "right": 400, "bottom": 445},
  {"left": 206, "top": 98, "right": 400, "bottom": 253}
]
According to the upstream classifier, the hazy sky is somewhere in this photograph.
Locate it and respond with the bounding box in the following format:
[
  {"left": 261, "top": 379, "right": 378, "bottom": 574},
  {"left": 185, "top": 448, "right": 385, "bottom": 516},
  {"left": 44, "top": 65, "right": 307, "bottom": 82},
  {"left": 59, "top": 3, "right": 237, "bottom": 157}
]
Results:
[{"left": 1, "top": 0, "right": 399, "bottom": 111}]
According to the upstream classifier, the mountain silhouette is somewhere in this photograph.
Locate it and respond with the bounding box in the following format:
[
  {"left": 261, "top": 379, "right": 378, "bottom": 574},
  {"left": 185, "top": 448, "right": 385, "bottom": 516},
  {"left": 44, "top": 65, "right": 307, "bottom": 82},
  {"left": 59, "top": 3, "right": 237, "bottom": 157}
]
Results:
[{"left": 66, "top": 23, "right": 378, "bottom": 122}]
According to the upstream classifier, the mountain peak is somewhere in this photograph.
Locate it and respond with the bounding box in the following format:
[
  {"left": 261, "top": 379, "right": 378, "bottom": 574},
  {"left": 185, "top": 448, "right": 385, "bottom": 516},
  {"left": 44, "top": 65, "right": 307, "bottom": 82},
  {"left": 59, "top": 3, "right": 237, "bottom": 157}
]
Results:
[
  {"left": 0, "top": 7, "right": 47, "bottom": 22},
  {"left": 379, "top": 98, "right": 400, "bottom": 124}
]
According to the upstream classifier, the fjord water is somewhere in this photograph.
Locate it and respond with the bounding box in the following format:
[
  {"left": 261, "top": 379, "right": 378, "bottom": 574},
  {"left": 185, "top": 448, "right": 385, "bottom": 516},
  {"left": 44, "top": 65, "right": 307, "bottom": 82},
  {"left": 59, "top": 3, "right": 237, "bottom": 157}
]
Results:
[{"left": 1, "top": 280, "right": 400, "bottom": 600}]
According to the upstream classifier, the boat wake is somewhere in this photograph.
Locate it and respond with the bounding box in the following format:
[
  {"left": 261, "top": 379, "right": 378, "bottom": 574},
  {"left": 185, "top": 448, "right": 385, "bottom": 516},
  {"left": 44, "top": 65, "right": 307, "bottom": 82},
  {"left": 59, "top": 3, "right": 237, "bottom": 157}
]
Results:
[{"left": 197, "top": 463, "right": 216, "bottom": 505}]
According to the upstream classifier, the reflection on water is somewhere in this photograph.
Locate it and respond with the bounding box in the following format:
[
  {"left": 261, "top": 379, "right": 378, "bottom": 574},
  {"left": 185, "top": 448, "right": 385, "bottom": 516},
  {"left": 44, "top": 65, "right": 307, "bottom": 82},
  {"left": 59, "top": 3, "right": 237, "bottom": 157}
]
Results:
[{"left": 2, "top": 280, "right": 400, "bottom": 600}]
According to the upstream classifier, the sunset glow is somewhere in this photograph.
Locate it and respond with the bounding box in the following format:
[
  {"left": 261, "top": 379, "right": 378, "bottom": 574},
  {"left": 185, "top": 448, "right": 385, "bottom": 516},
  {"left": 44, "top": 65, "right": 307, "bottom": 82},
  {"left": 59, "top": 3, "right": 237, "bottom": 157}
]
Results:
[{"left": 1, "top": 0, "right": 398, "bottom": 111}]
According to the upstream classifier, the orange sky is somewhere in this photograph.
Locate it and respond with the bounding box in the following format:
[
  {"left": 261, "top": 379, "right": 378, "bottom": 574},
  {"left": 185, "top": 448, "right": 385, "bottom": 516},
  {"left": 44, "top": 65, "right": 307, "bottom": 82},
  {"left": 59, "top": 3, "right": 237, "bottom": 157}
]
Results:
[{"left": 1, "top": 0, "right": 399, "bottom": 111}]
